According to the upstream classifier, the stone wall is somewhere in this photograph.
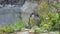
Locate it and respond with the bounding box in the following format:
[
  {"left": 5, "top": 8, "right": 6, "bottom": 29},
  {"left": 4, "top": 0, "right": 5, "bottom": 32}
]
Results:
[
  {"left": 0, "top": 7, "right": 21, "bottom": 27},
  {"left": 0, "top": 0, "right": 26, "bottom": 5},
  {"left": 0, "top": 0, "right": 39, "bottom": 27}
]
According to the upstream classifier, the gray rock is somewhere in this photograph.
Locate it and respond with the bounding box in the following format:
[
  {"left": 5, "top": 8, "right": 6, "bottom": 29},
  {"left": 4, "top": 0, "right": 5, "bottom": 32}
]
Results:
[
  {"left": 49, "top": 32, "right": 55, "bottom": 34},
  {"left": 0, "top": 5, "right": 3, "bottom": 8},
  {"left": 40, "top": 33, "right": 48, "bottom": 34}
]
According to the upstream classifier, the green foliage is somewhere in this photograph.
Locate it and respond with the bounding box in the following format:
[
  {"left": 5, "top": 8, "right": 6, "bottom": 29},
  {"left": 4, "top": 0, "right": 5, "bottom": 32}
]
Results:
[
  {"left": 0, "top": 28, "right": 3, "bottom": 34},
  {"left": 29, "top": 15, "right": 40, "bottom": 28},
  {"left": 38, "top": 1, "right": 60, "bottom": 32},
  {"left": 0, "top": 19, "right": 27, "bottom": 33},
  {"left": 49, "top": 2, "right": 60, "bottom": 30},
  {"left": 30, "top": 17, "right": 37, "bottom": 27},
  {"left": 3, "top": 24, "right": 14, "bottom": 33},
  {"left": 15, "top": 19, "right": 27, "bottom": 31},
  {"left": 53, "top": 1, "right": 60, "bottom": 8},
  {"left": 0, "top": 32, "right": 2, "bottom": 34},
  {"left": 48, "top": 11, "right": 59, "bottom": 30},
  {"left": 29, "top": 1, "right": 60, "bottom": 33}
]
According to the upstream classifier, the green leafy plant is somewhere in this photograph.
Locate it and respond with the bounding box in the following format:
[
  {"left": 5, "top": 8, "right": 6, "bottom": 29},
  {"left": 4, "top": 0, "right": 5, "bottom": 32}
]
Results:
[
  {"left": 53, "top": 1, "right": 60, "bottom": 8},
  {"left": 15, "top": 19, "right": 27, "bottom": 31},
  {"left": 0, "top": 28, "right": 3, "bottom": 34},
  {"left": 3, "top": 24, "right": 14, "bottom": 33},
  {"left": 30, "top": 17, "right": 37, "bottom": 27},
  {"left": 38, "top": 1, "right": 60, "bottom": 32}
]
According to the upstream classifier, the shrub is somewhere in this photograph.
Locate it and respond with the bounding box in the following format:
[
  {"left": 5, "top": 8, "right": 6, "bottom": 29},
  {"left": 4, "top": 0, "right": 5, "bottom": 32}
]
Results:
[
  {"left": 3, "top": 24, "right": 14, "bottom": 33},
  {"left": 15, "top": 19, "right": 27, "bottom": 31},
  {"left": 38, "top": 1, "right": 60, "bottom": 31}
]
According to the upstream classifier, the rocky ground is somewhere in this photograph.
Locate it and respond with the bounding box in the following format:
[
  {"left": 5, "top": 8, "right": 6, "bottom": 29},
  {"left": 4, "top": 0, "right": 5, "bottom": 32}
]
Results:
[
  {"left": 8, "top": 29, "right": 59, "bottom": 34},
  {"left": 12, "top": 31, "right": 59, "bottom": 34}
]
